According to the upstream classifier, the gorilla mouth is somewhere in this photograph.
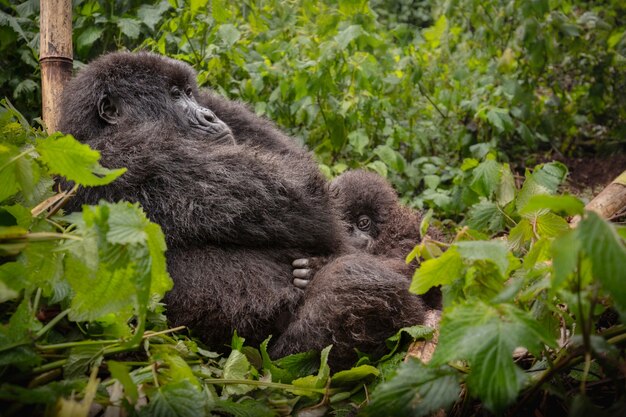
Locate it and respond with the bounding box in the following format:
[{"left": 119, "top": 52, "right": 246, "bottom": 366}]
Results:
[{"left": 214, "top": 131, "right": 236, "bottom": 145}]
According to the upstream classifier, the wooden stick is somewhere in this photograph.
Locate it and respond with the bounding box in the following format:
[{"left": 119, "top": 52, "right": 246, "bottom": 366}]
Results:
[
  {"left": 571, "top": 170, "right": 626, "bottom": 226},
  {"left": 40, "top": 0, "right": 73, "bottom": 133}
]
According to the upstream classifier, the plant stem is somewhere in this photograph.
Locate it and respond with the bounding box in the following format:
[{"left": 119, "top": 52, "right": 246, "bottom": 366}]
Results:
[
  {"left": 37, "top": 339, "right": 120, "bottom": 351},
  {"left": 35, "top": 309, "right": 70, "bottom": 340}
]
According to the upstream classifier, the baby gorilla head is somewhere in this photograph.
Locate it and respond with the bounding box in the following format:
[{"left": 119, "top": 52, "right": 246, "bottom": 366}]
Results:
[
  {"left": 58, "top": 52, "right": 233, "bottom": 145},
  {"left": 330, "top": 170, "right": 423, "bottom": 257}
]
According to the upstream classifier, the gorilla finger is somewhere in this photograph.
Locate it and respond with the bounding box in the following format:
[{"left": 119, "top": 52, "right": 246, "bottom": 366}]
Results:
[
  {"left": 292, "top": 258, "right": 310, "bottom": 268},
  {"left": 293, "top": 268, "right": 312, "bottom": 279},
  {"left": 293, "top": 278, "right": 310, "bottom": 289}
]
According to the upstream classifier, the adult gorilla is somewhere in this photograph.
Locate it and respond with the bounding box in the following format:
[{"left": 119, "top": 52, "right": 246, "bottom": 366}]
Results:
[{"left": 59, "top": 52, "right": 427, "bottom": 367}]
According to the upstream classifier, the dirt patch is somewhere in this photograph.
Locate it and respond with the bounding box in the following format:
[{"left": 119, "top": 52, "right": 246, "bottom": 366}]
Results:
[{"left": 554, "top": 154, "right": 626, "bottom": 203}]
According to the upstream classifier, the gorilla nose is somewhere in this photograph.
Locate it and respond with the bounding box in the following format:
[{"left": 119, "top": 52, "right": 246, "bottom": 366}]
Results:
[{"left": 197, "top": 108, "right": 218, "bottom": 126}]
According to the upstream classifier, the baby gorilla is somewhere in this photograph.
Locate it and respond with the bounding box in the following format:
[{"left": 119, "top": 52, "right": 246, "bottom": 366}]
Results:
[{"left": 293, "top": 170, "right": 443, "bottom": 309}]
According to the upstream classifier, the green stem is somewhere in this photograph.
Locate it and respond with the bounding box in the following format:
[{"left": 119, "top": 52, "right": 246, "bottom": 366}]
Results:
[
  {"left": 197, "top": 377, "right": 328, "bottom": 394},
  {"left": 31, "top": 359, "right": 67, "bottom": 374},
  {"left": 37, "top": 339, "right": 119, "bottom": 351},
  {"left": 32, "top": 288, "right": 42, "bottom": 315},
  {"left": 35, "top": 309, "right": 70, "bottom": 340}
]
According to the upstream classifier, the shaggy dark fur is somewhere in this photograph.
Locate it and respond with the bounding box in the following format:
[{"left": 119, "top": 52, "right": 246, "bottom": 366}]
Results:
[
  {"left": 58, "top": 52, "right": 429, "bottom": 365},
  {"left": 270, "top": 253, "right": 427, "bottom": 369},
  {"left": 330, "top": 170, "right": 444, "bottom": 309}
]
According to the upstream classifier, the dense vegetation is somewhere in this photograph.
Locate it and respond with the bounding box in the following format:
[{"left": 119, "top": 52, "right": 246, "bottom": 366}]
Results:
[{"left": 0, "top": 0, "right": 625, "bottom": 415}]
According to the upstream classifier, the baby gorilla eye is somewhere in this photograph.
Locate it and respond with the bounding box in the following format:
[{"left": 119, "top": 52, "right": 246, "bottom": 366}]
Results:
[
  {"left": 185, "top": 86, "right": 193, "bottom": 97},
  {"left": 357, "top": 215, "right": 371, "bottom": 231}
]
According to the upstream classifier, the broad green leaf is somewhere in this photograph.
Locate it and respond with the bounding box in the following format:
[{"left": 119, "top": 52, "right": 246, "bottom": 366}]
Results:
[
  {"left": 117, "top": 18, "right": 141, "bottom": 40},
  {"left": 36, "top": 134, "right": 126, "bottom": 186},
  {"left": 347, "top": 129, "right": 368, "bottom": 155},
  {"left": 411, "top": 247, "right": 463, "bottom": 294},
  {"left": 335, "top": 24, "right": 364, "bottom": 48},
  {"left": 578, "top": 212, "right": 626, "bottom": 311},
  {"left": 211, "top": 0, "right": 231, "bottom": 23},
  {"left": 106, "top": 203, "right": 149, "bottom": 245},
  {"left": 456, "top": 240, "right": 509, "bottom": 277},
  {"left": 108, "top": 361, "right": 139, "bottom": 403},
  {"left": 212, "top": 398, "right": 275, "bottom": 417},
  {"left": 76, "top": 27, "right": 105, "bottom": 55},
  {"left": 470, "top": 158, "right": 500, "bottom": 197},
  {"left": 551, "top": 230, "right": 581, "bottom": 288},
  {"left": 516, "top": 162, "right": 568, "bottom": 211},
  {"left": 519, "top": 194, "right": 584, "bottom": 216},
  {"left": 535, "top": 212, "right": 569, "bottom": 238},
  {"left": 432, "top": 302, "right": 555, "bottom": 412},
  {"left": 162, "top": 354, "right": 201, "bottom": 390},
  {"left": 217, "top": 24, "right": 241, "bottom": 47},
  {"left": 496, "top": 164, "right": 516, "bottom": 206},
  {"left": 508, "top": 219, "right": 534, "bottom": 250},
  {"left": 63, "top": 345, "right": 104, "bottom": 379},
  {"left": 0, "top": 145, "right": 21, "bottom": 202},
  {"left": 466, "top": 200, "right": 505, "bottom": 233},
  {"left": 137, "top": 2, "right": 171, "bottom": 31},
  {"left": 374, "top": 145, "right": 406, "bottom": 173},
  {"left": 141, "top": 380, "right": 205, "bottom": 417},
  {"left": 363, "top": 360, "right": 460, "bottom": 417},
  {"left": 331, "top": 365, "right": 379, "bottom": 386},
  {"left": 222, "top": 350, "right": 254, "bottom": 396},
  {"left": 290, "top": 345, "right": 331, "bottom": 397}
]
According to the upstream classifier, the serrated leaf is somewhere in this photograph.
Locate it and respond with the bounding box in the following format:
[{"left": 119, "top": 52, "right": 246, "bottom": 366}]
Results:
[
  {"left": 106, "top": 202, "right": 149, "bottom": 244},
  {"left": 456, "top": 240, "right": 509, "bottom": 277},
  {"left": 432, "top": 302, "right": 555, "bottom": 412},
  {"left": 517, "top": 162, "right": 568, "bottom": 211},
  {"left": 508, "top": 219, "right": 534, "bottom": 251},
  {"left": 363, "top": 360, "right": 460, "bottom": 417},
  {"left": 347, "top": 129, "right": 368, "bottom": 155},
  {"left": 411, "top": 247, "right": 463, "bottom": 294},
  {"left": 535, "top": 212, "right": 569, "bottom": 238},
  {"left": 578, "top": 212, "right": 626, "bottom": 311},
  {"left": 217, "top": 24, "right": 240, "bottom": 47},
  {"left": 519, "top": 194, "right": 584, "bottom": 216},
  {"left": 470, "top": 159, "right": 500, "bottom": 197},
  {"left": 551, "top": 229, "right": 581, "bottom": 288},
  {"left": 496, "top": 164, "right": 516, "bottom": 206},
  {"left": 117, "top": 18, "right": 141, "bottom": 40},
  {"left": 375, "top": 145, "right": 406, "bottom": 173},
  {"left": 222, "top": 350, "right": 254, "bottom": 396},
  {"left": 63, "top": 345, "right": 104, "bottom": 379},
  {"left": 331, "top": 365, "right": 379, "bottom": 386},
  {"left": 108, "top": 361, "right": 139, "bottom": 403},
  {"left": 290, "top": 345, "right": 331, "bottom": 397},
  {"left": 162, "top": 354, "right": 201, "bottom": 389},
  {"left": 76, "top": 27, "right": 104, "bottom": 54},
  {"left": 137, "top": 2, "right": 171, "bottom": 31},
  {"left": 36, "top": 134, "right": 126, "bottom": 186},
  {"left": 141, "top": 380, "right": 205, "bottom": 417},
  {"left": 466, "top": 200, "right": 505, "bottom": 233}
]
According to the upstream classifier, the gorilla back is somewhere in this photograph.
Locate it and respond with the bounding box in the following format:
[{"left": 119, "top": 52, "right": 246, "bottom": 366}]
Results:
[{"left": 58, "top": 52, "right": 344, "bottom": 347}]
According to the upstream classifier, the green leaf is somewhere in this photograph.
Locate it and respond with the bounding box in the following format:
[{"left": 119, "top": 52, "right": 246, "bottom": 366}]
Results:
[
  {"left": 108, "top": 361, "right": 139, "bottom": 403},
  {"left": 508, "top": 219, "right": 534, "bottom": 251},
  {"left": 137, "top": 2, "right": 171, "bottom": 31},
  {"left": 432, "top": 302, "right": 555, "bottom": 412},
  {"left": 335, "top": 24, "right": 364, "bottom": 48},
  {"left": 347, "top": 129, "right": 369, "bottom": 155},
  {"left": 106, "top": 202, "right": 149, "bottom": 245},
  {"left": 162, "top": 354, "right": 201, "bottom": 389},
  {"left": 222, "top": 350, "right": 254, "bottom": 396},
  {"left": 519, "top": 195, "right": 584, "bottom": 216},
  {"left": 578, "top": 212, "right": 626, "bottom": 311},
  {"left": 374, "top": 145, "right": 406, "bottom": 173},
  {"left": 466, "top": 200, "right": 505, "bottom": 233},
  {"left": 212, "top": 398, "right": 275, "bottom": 417},
  {"left": 456, "top": 240, "right": 509, "bottom": 277},
  {"left": 141, "top": 380, "right": 205, "bottom": 417},
  {"left": 551, "top": 230, "right": 581, "bottom": 288},
  {"left": 290, "top": 345, "right": 331, "bottom": 397},
  {"left": 76, "top": 27, "right": 104, "bottom": 55},
  {"left": 217, "top": 24, "right": 241, "bottom": 47},
  {"left": 470, "top": 159, "right": 500, "bottom": 197},
  {"left": 517, "top": 162, "right": 568, "bottom": 211},
  {"left": 363, "top": 360, "right": 460, "bottom": 417},
  {"left": 535, "top": 212, "right": 569, "bottom": 238},
  {"left": 117, "top": 18, "right": 141, "bottom": 40},
  {"left": 496, "top": 164, "right": 516, "bottom": 206},
  {"left": 63, "top": 345, "right": 104, "bottom": 379},
  {"left": 331, "top": 365, "right": 379, "bottom": 386},
  {"left": 36, "top": 134, "right": 126, "bottom": 186},
  {"left": 411, "top": 247, "right": 463, "bottom": 294}
]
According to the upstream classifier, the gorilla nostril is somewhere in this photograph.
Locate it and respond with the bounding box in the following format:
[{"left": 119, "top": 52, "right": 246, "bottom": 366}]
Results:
[{"left": 204, "top": 112, "right": 215, "bottom": 123}]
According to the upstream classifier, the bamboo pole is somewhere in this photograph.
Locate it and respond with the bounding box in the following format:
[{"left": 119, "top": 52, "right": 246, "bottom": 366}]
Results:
[{"left": 40, "top": 0, "right": 73, "bottom": 133}]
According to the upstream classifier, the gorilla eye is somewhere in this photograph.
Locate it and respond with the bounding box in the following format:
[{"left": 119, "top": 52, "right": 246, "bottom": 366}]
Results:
[
  {"left": 185, "top": 86, "right": 193, "bottom": 97},
  {"left": 170, "top": 86, "right": 182, "bottom": 99},
  {"left": 356, "top": 215, "right": 371, "bottom": 231}
]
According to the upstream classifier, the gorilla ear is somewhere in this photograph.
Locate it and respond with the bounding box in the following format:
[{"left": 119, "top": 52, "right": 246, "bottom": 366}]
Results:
[{"left": 98, "top": 94, "right": 120, "bottom": 125}]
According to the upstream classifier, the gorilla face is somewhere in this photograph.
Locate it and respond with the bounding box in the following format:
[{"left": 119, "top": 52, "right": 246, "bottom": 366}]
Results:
[{"left": 61, "top": 52, "right": 234, "bottom": 145}]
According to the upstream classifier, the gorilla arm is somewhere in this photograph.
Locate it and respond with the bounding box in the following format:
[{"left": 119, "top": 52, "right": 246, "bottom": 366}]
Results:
[{"left": 73, "top": 127, "right": 342, "bottom": 253}]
